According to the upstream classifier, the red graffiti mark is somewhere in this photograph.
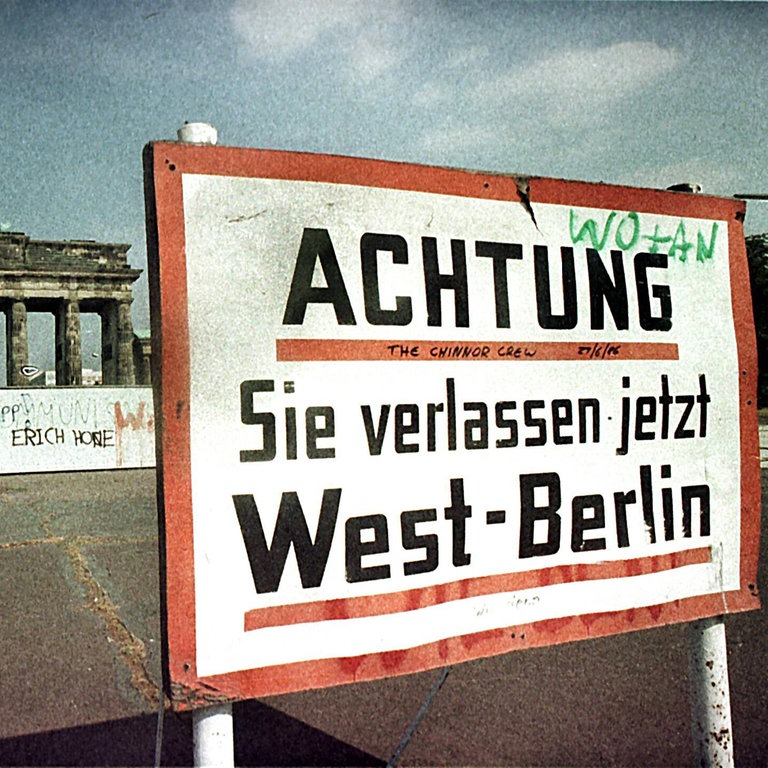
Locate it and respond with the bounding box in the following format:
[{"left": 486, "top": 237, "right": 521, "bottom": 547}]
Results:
[
  {"left": 533, "top": 616, "right": 574, "bottom": 635},
  {"left": 325, "top": 599, "right": 349, "bottom": 621},
  {"left": 406, "top": 588, "right": 423, "bottom": 612},
  {"left": 337, "top": 655, "right": 364, "bottom": 679},
  {"left": 646, "top": 604, "right": 664, "bottom": 622},
  {"left": 579, "top": 612, "right": 604, "bottom": 631},
  {"left": 382, "top": 649, "right": 409, "bottom": 671},
  {"left": 113, "top": 401, "right": 155, "bottom": 467}
]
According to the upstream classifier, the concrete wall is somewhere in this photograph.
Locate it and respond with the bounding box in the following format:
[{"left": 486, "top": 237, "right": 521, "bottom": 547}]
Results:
[{"left": 0, "top": 387, "right": 155, "bottom": 473}]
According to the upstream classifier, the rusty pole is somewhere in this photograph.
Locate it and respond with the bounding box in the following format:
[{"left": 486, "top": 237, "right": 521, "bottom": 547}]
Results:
[
  {"left": 173, "top": 121, "right": 234, "bottom": 768},
  {"left": 687, "top": 616, "right": 734, "bottom": 767}
]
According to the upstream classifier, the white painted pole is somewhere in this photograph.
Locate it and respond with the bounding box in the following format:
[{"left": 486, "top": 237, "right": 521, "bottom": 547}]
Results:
[
  {"left": 193, "top": 703, "right": 235, "bottom": 767},
  {"left": 175, "top": 122, "right": 232, "bottom": 768},
  {"left": 687, "top": 617, "right": 734, "bottom": 767}
]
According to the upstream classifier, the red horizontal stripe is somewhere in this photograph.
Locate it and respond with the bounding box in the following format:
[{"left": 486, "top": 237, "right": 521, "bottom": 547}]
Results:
[
  {"left": 244, "top": 547, "right": 710, "bottom": 632},
  {"left": 276, "top": 339, "right": 679, "bottom": 362}
]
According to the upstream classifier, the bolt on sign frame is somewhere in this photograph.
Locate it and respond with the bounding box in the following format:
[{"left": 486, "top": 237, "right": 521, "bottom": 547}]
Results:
[{"left": 143, "top": 142, "right": 760, "bottom": 709}]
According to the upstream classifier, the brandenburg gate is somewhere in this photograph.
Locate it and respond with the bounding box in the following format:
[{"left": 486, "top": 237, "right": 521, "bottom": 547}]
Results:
[{"left": 0, "top": 232, "right": 142, "bottom": 386}]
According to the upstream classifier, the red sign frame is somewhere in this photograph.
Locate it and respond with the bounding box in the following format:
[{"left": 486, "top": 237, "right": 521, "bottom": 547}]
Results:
[{"left": 143, "top": 142, "right": 760, "bottom": 709}]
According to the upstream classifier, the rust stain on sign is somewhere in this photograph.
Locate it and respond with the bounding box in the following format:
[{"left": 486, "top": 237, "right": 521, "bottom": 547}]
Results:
[{"left": 170, "top": 679, "right": 232, "bottom": 711}]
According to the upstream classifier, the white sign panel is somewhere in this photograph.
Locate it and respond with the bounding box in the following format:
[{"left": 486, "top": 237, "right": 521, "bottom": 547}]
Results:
[
  {"left": 145, "top": 145, "right": 759, "bottom": 707},
  {"left": 0, "top": 387, "right": 155, "bottom": 473}
]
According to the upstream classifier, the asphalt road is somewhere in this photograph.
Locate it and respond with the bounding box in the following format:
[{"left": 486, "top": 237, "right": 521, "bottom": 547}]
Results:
[{"left": 0, "top": 467, "right": 766, "bottom": 767}]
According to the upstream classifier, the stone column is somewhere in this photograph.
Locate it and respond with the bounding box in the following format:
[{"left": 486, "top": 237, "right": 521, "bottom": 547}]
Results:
[
  {"left": 101, "top": 299, "right": 135, "bottom": 385},
  {"left": 5, "top": 301, "right": 28, "bottom": 387},
  {"left": 55, "top": 299, "right": 82, "bottom": 385},
  {"left": 116, "top": 299, "right": 135, "bottom": 385},
  {"left": 100, "top": 301, "right": 117, "bottom": 385}
]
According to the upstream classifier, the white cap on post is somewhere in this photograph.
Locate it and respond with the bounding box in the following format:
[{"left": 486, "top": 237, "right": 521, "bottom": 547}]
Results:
[
  {"left": 176, "top": 117, "right": 231, "bottom": 767},
  {"left": 177, "top": 122, "right": 218, "bottom": 145}
]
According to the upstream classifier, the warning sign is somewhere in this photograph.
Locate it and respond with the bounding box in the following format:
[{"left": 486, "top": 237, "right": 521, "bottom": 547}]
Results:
[{"left": 143, "top": 144, "right": 760, "bottom": 707}]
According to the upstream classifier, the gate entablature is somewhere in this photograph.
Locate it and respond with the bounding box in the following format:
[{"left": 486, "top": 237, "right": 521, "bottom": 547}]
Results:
[{"left": 0, "top": 232, "right": 142, "bottom": 386}]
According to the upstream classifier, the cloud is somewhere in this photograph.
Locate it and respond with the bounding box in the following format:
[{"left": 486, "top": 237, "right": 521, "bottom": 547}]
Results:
[
  {"left": 412, "top": 83, "right": 450, "bottom": 108},
  {"left": 230, "top": 0, "right": 365, "bottom": 61},
  {"left": 229, "top": 0, "right": 413, "bottom": 82},
  {"left": 419, "top": 125, "right": 498, "bottom": 156},
  {"left": 341, "top": 25, "right": 400, "bottom": 82},
  {"left": 479, "top": 41, "right": 684, "bottom": 118},
  {"left": 414, "top": 40, "right": 684, "bottom": 161},
  {"left": 446, "top": 45, "right": 489, "bottom": 71}
]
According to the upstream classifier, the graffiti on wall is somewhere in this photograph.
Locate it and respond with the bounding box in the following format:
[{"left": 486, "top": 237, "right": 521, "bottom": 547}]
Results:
[{"left": 0, "top": 387, "right": 155, "bottom": 473}]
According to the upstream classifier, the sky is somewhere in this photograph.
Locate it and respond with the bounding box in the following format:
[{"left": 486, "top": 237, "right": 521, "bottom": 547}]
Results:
[{"left": 0, "top": 0, "right": 767, "bottom": 364}]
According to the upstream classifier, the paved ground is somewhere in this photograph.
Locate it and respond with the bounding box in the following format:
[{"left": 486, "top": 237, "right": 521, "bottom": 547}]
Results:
[{"left": 0, "top": 467, "right": 766, "bottom": 767}]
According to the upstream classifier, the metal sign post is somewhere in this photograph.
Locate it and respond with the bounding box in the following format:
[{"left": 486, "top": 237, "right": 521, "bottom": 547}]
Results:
[
  {"left": 667, "top": 185, "right": 735, "bottom": 768},
  {"left": 193, "top": 702, "right": 234, "bottom": 768},
  {"left": 173, "top": 123, "right": 235, "bottom": 768}
]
